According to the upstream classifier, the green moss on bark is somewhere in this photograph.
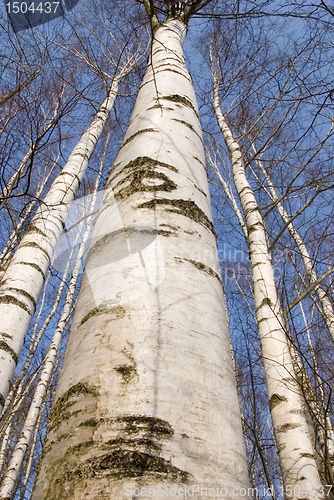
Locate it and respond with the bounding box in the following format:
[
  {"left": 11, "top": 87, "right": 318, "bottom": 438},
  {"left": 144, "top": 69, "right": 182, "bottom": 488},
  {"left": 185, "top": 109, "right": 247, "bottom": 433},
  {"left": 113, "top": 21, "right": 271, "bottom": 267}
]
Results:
[
  {"left": 137, "top": 198, "right": 216, "bottom": 236},
  {"left": 47, "top": 382, "right": 99, "bottom": 433},
  {"left": 269, "top": 393, "right": 288, "bottom": 410},
  {"left": 106, "top": 156, "right": 178, "bottom": 189}
]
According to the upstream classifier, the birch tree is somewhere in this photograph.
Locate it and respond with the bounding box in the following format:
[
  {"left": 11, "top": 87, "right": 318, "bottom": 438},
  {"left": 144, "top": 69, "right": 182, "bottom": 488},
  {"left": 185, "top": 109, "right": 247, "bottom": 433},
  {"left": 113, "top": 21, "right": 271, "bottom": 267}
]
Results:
[
  {"left": 32, "top": 2, "right": 250, "bottom": 499},
  {"left": 211, "top": 48, "right": 327, "bottom": 496},
  {"left": 0, "top": 135, "right": 108, "bottom": 500},
  {"left": 1, "top": 0, "right": 334, "bottom": 496},
  {"left": 206, "top": 4, "right": 334, "bottom": 490},
  {"left": 0, "top": 39, "right": 145, "bottom": 413}
]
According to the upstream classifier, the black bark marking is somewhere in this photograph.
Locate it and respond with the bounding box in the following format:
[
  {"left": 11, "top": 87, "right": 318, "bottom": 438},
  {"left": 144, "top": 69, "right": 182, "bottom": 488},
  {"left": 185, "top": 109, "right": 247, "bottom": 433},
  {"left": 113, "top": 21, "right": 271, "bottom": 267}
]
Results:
[
  {"left": 70, "top": 152, "right": 89, "bottom": 160},
  {"left": 257, "top": 297, "right": 273, "bottom": 311},
  {"left": 38, "top": 415, "right": 191, "bottom": 499},
  {"left": 106, "top": 156, "right": 178, "bottom": 189},
  {"left": 172, "top": 118, "right": 203, "bottom": 143},
  {"left": 172, "top": 118, "right": 194, "bottom": 129},
  {"left": 121, "top": 128, "right": 159, "bottom": 149},
  {"left": 278, "top": 442, "right": 286, "bottom": 453},
  {"left": 192, "top": 155, "right": 205, "bottom": 167},
  {"left": 67, "top": 450, "right": 191, "bottom": 482},
  {"left": 47, "top": 383, "right": 99, "bottom": 433},
  {"left": 79, "top": 419, "right": 99, "bottom": 429},
  {"left": 159, "top": 223, "right": 179, "bottom": 234},
  {"left": 147, "top": 104, "right": 174, "bottom": 112},
  {"left": 0, "top": 294, "right": 30, "bottom": 313},
  {"left": 0, "top": 340, "right": 18, "bottom": 363},
  {"left": 16, "top": 261, "right": 44, "bottom": 278},
  {"left": 79, "top": 305, "right": 125, "bottom": 327},
  {"left": 25, "top": 223, "right": 47, "bottom": 238},
  {"left": 114, "top": 364, "right": 138, "bottom": 385},
  {"left": 160, "top": 94, "right": 200, "bottom": 120},
  {"left": 269, "top": 394, "right": 288, "bottom": 410},
  {"left": 154, "top": 67, "right": 190, "bottom": 79},
  {"left": 247, "top": 221, "right": 265, "bottom": 234},
  {"left": 257, "top": 317, "right": 270, "bottom": 325},
  {"left": 114, "top": 166, "right": 177, "bottom": 201},
  {"left": 137, "top": 198, "right": 216, "bottom": 236},
  {"left": 176, "top": 258, "right": 222, "bottom": 285},
  {"left": 0, "top": 332, "right": 13, "bottom": 340},
  {"left": 191, "top": 182, "right": 207, "bottom": 197},
  {"left": 19, "top": 241, "right": 50, "bottom": 260},
  {"left": 86, "top": 226, "right": 171, "bottom": 264},
  {"left": 277, "top": 423, "right": 301, "bottom": 433},
  {"left": 4, "top": 287, "right": 36, "bottom": 310},
  {"left": 56, "top": 171, "right": 80, "bottom": 181},
  {"left": 62, "top": 416, "right": 189, "bottom": 482}
]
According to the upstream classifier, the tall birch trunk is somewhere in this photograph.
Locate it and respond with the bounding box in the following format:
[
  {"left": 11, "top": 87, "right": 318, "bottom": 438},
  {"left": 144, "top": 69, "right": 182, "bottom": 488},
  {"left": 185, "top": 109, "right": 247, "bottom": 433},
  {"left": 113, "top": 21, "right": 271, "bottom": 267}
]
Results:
[
  {"left": 252, "top": 152, "right": 334, "bottom": 476},
  {"left": 212, "top": 73, "right": 324, "bottom": 498},
  {"left": 0, "top": 78, "right": 119, "bottom": 413},
  {"left": 32, "top": 19, "right": 250, "bottom": 500},
  {"left": 0, "top": 140, "right": 107, "bottom": 499},
  {"left": 0, "top": 188, "right": 95, "bottom": 500},
  {"left": 252, "top": 149, "right": 334, "bottom": 344}
]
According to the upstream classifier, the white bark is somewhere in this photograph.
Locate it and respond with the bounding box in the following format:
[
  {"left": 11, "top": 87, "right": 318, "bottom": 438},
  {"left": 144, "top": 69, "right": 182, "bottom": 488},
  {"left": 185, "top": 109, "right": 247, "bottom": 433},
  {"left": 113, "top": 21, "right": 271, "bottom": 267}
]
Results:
[
  {"left": 32, "top": 19, "right": 249, "bottom": 500},
  {"left": 253, "top": 150, "right": 334, "bottom": 344},
  {"left": 299, "top": 301, "right": 334, "bottom": 482},
  {"left": 251, "top": 151, "right": 334, "bottom": 475},
  {"left": 0, "top": 77, "right": 120, "bottom": 413},
  {"left": 212, "top": 72, "right": 324, "bottom": 498},
  {"left": 0, "top": 166, "right": 100, "bottom": 499},
  {"left": 0, "top": 154, "right": 59, "bottom": 267},
  {"left": 0, "top": 222, "right": 82, "bottom": 421}
]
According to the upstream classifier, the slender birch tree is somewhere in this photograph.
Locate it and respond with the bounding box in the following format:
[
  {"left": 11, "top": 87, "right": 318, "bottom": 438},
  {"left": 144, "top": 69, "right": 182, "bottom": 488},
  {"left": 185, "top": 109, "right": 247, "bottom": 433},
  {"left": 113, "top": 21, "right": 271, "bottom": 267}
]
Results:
[
  {"left": 0, "top": 138, "right": 107, "bottom": 500},
  {"left": 211, "top": 55, "right": 326, "bottom": 496},
  {"left": 0, "top": 42, "right": 144, "bottom": 412},
  {"left": 32, "top": 2, "right": 250, "bottom": 498},
  {"left": 0, "top": 83, "right": 118, "bottom": 413}
]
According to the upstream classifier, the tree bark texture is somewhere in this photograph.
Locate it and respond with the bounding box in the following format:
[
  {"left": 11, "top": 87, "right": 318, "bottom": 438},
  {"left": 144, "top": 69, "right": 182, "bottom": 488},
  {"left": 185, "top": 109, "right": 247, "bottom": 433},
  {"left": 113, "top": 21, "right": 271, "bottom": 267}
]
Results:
[
  {"left": 212, "top": 78, "right": 324, "bottom": 499},
  {"left": 32, "top": 20, "right": 250, "bottom": 500},
  {"left": 0, "top": 79, "right": 119, "bottom": 413}
]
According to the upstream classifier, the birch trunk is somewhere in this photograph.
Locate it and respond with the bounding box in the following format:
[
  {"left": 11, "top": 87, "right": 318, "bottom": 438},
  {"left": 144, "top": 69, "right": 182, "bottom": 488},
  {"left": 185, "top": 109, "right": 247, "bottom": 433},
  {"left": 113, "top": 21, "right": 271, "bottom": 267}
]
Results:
[
  {"left": 212, "top": 76, "right": 324, "bottom": 498},
  {"left": 0, "top": 78, "right": 119, "bottom": 413},
  {"left": 0, "top": 154, "right": 59, "bottom": 267},
  {"left": 0, "top": 185, "right": 97, "bottom": 500},
  {"left": 253, "top": 150, "right": 334, "bottom": 344},
  {"left": 0, "top": 139, "right": 107, "bottom": 498},
  {"left": 32, "top": 19, "right": 250, "bottom": 500},
  {"left": 252, "top": 153, "right": 334, "bottom": 474}
]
